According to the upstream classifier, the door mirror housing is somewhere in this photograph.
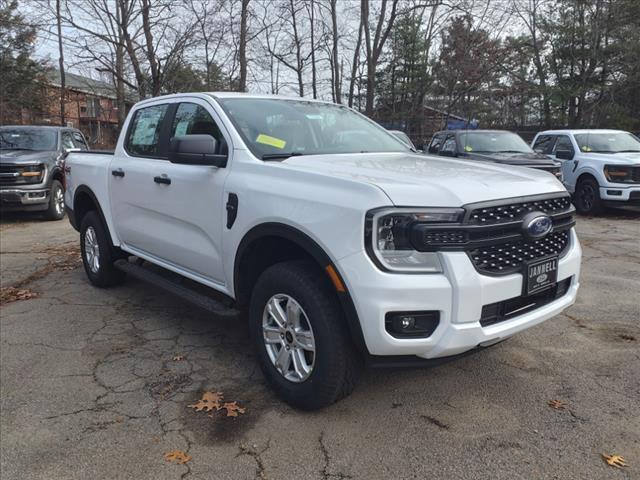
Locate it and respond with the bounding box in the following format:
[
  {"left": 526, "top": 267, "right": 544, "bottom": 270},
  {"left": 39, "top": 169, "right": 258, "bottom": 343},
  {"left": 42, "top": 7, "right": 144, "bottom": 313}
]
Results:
[
  {"left": 555, "top": 149, "right": 574, "bottom": 161},
  {"left": 169, "top": 135, "right": 227, "bottom": 167}
]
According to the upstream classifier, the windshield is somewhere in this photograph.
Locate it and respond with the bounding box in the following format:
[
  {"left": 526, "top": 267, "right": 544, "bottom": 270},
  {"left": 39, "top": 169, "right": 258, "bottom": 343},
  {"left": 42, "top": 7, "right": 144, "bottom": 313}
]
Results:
[
  {"left": 0, "top": 128, "right": 58, "bottom": 151},
  {"left": 459, "top": 131, "right": 532, "bottom": 154},
  {"left": 217, "top": 98, "right": 409, "bottom": 159},
  {"left": 390, "top": 131, "right": 415, "bottom": 149},
  {"left": 574, "top": 132, "right": 640, "bottom": 153}
]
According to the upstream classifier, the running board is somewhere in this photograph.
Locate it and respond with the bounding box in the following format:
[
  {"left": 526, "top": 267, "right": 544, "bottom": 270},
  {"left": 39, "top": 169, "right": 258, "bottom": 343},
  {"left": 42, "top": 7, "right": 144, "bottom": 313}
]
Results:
[{"left": 114, "top": 259, "right": 240, "bottom": 317}]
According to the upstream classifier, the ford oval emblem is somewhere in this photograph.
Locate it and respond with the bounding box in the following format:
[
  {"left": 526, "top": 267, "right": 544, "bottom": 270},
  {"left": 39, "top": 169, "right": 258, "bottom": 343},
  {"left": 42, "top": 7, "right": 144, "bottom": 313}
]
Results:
[
  {"left": 522, "top": 213, "right": 553, "bottom": 239},
  {"left": 536, "top": 273, "right": 548, "bottom": 283}
]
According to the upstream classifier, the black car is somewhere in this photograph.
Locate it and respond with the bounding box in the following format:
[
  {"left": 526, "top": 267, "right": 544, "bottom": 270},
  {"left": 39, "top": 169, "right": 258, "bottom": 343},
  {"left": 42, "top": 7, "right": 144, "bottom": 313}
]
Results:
[
  {"left": 0, "top": 126, "right": 88, "bottom": 220},
  {"left": 426, "top": 130, "right": 562, "bottom": 179}
]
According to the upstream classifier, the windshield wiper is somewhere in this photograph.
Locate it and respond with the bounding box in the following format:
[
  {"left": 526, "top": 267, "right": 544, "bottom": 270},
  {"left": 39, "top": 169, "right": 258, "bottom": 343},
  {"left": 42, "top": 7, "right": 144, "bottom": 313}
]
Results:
[
  {"left": 615, "top": 150, "right": 640, "bottom": 153},
  {"left": 0, "top": 147, "right": 34, "bottom": 151},
  {"left": 496, "top": 150, "right": 528, "bottom": 154},
  {"left": 261, "top": 152, "right": 305, "bottom": 161}
]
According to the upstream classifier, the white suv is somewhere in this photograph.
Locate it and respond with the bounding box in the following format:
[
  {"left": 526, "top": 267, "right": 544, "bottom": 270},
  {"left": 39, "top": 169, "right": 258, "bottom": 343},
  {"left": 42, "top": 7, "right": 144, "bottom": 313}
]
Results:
[
  {"left": 64, "top": 93, "right": 582, "bottom": 409},
  {"left": 532, "top": 129, "right": 640, "bottom": 214}
]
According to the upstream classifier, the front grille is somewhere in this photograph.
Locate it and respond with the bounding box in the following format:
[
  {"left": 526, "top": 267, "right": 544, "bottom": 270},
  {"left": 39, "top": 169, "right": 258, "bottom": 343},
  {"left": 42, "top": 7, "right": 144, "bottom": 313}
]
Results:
[
  {"left": 469, "top": 230, "right": 570, "bottom": 274},
  {"left": 468, "top": 196, "right": 572, "bottom": 225},
  {"left": 480, "top": 277, "right": 572, "bottom": 327},
  {"left": 0, "top": 164, "right": 43, "bottom": 185}
]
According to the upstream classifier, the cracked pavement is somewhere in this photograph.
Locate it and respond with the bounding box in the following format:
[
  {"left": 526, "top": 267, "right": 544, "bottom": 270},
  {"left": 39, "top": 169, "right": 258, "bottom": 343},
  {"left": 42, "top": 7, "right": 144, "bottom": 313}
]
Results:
[{"left": 1, "top": 211, "right": 639, "bottom": 479}]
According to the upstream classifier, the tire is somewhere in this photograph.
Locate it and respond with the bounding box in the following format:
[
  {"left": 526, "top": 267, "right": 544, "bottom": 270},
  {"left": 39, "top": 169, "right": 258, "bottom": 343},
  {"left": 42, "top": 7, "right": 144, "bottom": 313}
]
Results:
[
  {"left": 45, "top": 180, "right": 65, "bottom": 220},
  {"left": 79, "top": 211, "right": 126, "bottom": 287},
  {"left": 573, "top": 176, "right": 603, "bottom": 215},
  {"left": 249, "top": 261, "right": 362, "bottom": 410}
]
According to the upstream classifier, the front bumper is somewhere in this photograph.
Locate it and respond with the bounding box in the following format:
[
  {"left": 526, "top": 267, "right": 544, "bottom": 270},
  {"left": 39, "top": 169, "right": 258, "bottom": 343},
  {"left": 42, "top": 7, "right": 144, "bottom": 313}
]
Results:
[
  {"left": 338, "top": 228, "right": 581, "bottom": 359},
  {"left": 599, "top": 185, "right": 640, "bottom": 206},
  {"left": 0, "top": 188, "right": 50, "bottom": 211}
]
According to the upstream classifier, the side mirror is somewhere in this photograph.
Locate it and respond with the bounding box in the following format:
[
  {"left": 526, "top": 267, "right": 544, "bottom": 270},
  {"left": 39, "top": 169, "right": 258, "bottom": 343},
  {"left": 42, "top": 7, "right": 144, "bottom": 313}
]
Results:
[
  {"left": 169, "top": 135, "right": 227, "bottom": 167},
  {"left": 555, "top": 149, "right": 574, "bottom": 161}
]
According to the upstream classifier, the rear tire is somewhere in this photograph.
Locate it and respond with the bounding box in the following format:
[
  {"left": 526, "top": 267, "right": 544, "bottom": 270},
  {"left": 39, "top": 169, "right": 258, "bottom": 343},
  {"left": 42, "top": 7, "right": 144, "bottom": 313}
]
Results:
[
  {"left": 249, "top": 261, "right": 361, "bottom": 410},
  {"left": 574, "top": 176, "right": 603, "bottom": 215},
  {"left": 80, "top": 211, "right": 126, "bottom": 287},
  {"left": 45, "top": 180, "right": 65, "bottom": 221}
]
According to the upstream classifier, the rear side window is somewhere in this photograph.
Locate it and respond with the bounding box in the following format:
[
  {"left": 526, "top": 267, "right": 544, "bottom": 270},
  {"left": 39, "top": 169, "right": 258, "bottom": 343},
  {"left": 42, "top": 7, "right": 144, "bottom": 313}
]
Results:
[
  {"left": 126, "top": 104, "right": 169, "bottom": 157},
  {"left": 533, "top": 135, "right": 556, "bottom": 154}
]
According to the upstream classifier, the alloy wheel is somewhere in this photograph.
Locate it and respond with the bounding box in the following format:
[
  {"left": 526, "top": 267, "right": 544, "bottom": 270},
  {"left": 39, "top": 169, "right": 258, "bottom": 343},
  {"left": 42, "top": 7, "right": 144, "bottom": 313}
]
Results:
[{"left": 84, "top": 226, "right": 100, "bottom": 273}]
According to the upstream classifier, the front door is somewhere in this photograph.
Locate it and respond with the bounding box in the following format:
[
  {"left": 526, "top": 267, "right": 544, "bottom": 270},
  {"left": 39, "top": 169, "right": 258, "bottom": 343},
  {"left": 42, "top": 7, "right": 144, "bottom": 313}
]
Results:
[{"left": 109, "top": 98, "right": 231, "bottom": 286}]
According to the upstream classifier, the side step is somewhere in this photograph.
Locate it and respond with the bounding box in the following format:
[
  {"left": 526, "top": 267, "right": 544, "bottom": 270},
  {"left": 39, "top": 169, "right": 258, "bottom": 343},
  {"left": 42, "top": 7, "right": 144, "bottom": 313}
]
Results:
[{"left": 114, "top": 259, "right": 240, "bottom": 317}]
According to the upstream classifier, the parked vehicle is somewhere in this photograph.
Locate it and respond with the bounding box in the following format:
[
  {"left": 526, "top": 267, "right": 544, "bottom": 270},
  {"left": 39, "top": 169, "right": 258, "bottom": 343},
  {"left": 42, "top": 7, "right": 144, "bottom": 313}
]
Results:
[
  {"left": 0, "top": 126, "right": 88, "bottom": 220},
  {"left": 532, "top": 129, "right": 640, "bottom": 214},
  {"left": 389, "top": 130, "right": 417, "bottom": 150},
  {"left": 427, "top": 130, "right": 562, "bottom": 179},
  {"left": 64, "top": 93, "right": 581, "bottom": 409}
]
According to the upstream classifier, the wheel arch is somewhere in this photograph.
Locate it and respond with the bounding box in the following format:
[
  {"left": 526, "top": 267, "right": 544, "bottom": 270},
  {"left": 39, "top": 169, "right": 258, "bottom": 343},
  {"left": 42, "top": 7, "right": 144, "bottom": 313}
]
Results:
[
  {"left": 234, "top": 223, "right": 369, "bottom": 355},
  {"left": 72, "top": 185, "right": 113, "bottom": 241}
]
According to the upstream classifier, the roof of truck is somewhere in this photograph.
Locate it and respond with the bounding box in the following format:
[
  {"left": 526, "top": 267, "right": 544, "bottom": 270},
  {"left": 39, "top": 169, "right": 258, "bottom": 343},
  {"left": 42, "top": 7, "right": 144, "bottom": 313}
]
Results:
[{"left": 536, "top": 129, "right": 628, "bottom": 135}]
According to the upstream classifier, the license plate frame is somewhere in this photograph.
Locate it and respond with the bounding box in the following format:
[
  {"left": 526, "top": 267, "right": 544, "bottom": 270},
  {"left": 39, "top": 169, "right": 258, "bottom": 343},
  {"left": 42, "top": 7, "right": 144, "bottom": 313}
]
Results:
[{"left": 524, "top": 256, "right": 558, "bottom": 296}]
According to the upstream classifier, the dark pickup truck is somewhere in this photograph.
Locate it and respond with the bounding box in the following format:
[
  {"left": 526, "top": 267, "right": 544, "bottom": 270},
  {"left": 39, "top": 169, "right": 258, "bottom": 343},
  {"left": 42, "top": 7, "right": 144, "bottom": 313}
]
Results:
[
  {"left": 0, "top": 126, "right": 88, "bottom": 220},
  {"left": 426, "top": 130, "right": 562, "bottom": 180}
]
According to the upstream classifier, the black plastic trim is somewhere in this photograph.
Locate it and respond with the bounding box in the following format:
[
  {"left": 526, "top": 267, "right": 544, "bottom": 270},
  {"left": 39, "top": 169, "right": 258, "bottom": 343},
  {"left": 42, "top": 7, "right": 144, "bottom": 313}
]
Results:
[
  {"left": 235, "top": 222, "right": 369, "bottom": 354},
  {"left": 72, "top": 185, "right": 111, "bottom": 236},
  {"left": 226, "top": 193, "right": 238, "bottom": 229}
]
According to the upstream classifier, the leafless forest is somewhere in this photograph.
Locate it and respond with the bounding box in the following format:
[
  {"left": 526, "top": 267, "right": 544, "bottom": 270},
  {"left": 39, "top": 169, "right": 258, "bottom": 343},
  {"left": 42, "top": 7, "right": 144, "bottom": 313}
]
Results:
[{"left": 3, "top": 0, "right": 639, "bottom": 141}]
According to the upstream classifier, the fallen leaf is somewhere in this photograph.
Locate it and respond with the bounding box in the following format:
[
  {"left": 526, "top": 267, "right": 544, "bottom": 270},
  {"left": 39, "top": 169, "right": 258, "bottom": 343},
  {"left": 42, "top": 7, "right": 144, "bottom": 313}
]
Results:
[
  {"left": 0, "top": 287, "right": 39, "bottom": 305},
  {"left": 188, "top": 391, "right": 223, "bottom": 412},
  {"left": 115, "top": 415, "right": 124, "bottom": 423},
  {"left": 152, "top": 436, "right": 161, "bottom": 444},
  {"left": 602, "top": 453, "right": 627, "bottom": 469},
  {"left": 164, "top": 450, "right": 192, "bottom": 465},
  {"left": 111, "top": 345, "right": 129, "bottom": 354},
  {"left": 547, "top": 399, "right": 567, "bottom": 410},
  {"left": 172, "top": 354, "right": 185, "bottom": 361},
  {"left": 222, "top": 401, "right": 246, "bottom": 417}
]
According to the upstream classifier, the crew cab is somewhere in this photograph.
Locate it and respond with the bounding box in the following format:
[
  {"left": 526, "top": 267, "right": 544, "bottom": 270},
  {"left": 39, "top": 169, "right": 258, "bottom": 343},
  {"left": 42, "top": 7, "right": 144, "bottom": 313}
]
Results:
[
  {"left": 0, "top": 125, "right": 88, "bottom": 220},
  {"left": 532, "top": 129, "right": 640, "bottom": 214},
  {"left": 64, "top": 93, "right": 581, "bottom": 409},
  {"left": 427, "top": 130, "right": 562, "bottom": 179}
]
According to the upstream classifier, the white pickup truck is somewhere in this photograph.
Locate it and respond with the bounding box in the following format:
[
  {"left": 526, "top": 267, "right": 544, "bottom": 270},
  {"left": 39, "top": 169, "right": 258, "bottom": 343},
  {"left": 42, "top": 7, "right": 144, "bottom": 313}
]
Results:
[
  {"left": 532, "top": 129, "right": 640, "bottom": 214},
  {"left": 65, "top": 93, "right": 581, "bottom": 409}
]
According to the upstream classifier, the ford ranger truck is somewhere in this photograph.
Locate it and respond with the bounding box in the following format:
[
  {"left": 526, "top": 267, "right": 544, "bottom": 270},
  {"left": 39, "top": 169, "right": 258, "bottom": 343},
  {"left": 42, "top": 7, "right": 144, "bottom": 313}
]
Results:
[
  {"left": 532, "top": 129, "right": 640, "bottom": 214},
  {"left": 64, "top": 93, "right": 582, "bottom": 410},
  {"left": 1, "top": 126, "right": 88, "bottom": 220}
]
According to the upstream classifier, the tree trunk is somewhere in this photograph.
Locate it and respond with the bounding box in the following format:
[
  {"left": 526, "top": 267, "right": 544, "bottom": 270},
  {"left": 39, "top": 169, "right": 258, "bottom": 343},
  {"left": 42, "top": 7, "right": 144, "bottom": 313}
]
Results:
[
  {"left": 239, "top": 0, "right": 250, "bottom": 91},
  {"left": 115, "top": 0, "right": 126, "bottom": 128},
  {"left": 55, "top": 0, "right": 66, "bottom": 125},
  {"left": 140, "top": 0, "right": 160, "bottom": 96},
  {"left": 348, "top": 14, "right": 364, "bottom": 108},
  {"left": 310, "top": 0, "right": 317, "bottom": 98}
]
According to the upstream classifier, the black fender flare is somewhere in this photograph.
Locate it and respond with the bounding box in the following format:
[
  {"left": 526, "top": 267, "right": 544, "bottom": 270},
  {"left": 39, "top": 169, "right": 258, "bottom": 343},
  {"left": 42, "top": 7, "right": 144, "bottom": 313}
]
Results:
[
  {"left": 70, "top": 185, "right": 111, "bottom": 236},
  {"left": 234, "top": 222, "right": 369, "bottom": 354}
]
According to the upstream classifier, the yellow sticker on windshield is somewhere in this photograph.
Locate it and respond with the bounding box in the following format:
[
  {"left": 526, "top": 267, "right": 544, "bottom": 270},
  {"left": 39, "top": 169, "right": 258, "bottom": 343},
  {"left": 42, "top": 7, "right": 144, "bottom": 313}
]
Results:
[
  {"left": 256, "top": 134, "right": 286, "bottom": 149},
  {"left": 582, "top": 145, "right": 592, "bottom": 152},
  {"left": 464, "top": 145, "right": 473, "bottom": 152}
]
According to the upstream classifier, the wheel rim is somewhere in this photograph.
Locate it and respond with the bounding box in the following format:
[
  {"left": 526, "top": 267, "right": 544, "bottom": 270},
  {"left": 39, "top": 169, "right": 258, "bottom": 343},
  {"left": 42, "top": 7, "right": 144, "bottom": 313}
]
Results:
[
  {"left": 84, "top": 226, "right": 100, "bottom": 273},
  {"left": 579, "top": 184, "right": 595, "bottom": 210},
  {"left": 262, "top": 294, "right": 316, "bottom": 383},
  {"left": 54, "top": 188, "right": 64, "bottom": 215}
]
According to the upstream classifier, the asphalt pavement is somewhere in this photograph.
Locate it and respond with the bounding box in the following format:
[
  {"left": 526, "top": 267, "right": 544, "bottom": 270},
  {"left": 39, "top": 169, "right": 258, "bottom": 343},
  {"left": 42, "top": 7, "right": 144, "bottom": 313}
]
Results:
[{"left": 0, "top": 210, "right": 638, "bottom": 479}]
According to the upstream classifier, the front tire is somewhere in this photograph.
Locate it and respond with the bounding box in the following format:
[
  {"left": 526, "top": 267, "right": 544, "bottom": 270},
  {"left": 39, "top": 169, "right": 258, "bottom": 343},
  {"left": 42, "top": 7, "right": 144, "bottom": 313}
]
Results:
[
  {"left": 80, "top": 211, "right": 126, "bottom": 287},
  {"left": 45, "top": 180, "right": 65, "bottom": 220},
  {"left": 574, "top": 176, "right": 603, "bottom": 215},
  {"left": 249, "top": 261, "right": 361, "bottom": 410}
]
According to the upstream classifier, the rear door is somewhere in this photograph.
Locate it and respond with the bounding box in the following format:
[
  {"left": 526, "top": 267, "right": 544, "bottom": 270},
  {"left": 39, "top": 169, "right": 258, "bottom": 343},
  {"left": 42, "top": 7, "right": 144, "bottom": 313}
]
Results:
[{"left": 109, "top": 98, "right": 231, "bottom": 286}]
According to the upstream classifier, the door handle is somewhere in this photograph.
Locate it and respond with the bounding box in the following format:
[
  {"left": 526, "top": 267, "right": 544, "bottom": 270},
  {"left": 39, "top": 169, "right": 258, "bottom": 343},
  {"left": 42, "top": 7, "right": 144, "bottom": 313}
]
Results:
[
  {"left": 111, "top": 169, "right": 125, "bottom": 177},
  {"left": 154, "top": 175, "right": 171, "bottom": 185}
]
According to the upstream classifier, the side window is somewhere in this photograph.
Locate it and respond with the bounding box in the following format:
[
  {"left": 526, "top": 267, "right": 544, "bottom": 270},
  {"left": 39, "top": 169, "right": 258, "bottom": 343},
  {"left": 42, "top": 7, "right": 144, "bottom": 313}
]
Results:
[
  {"left": 553, "top": 135, "right": 574, "bottom": 155},
  {"left": 72, "top": 132, "right": 88, "bottom": 150},
  {"left": 533, "top": 135, "right": 555, "bottom": 154},
  {"left": 428, "top": 133, "right": 445, "bottom": 154},
  {"left": 126, "top": 104, "right": 169, "bottom": 157},
  {"left": 61, "top": 132, "right": 75, "bottom": 150},
  {"left": 440, "top": 134, "right": 457, "bottom": 155},
  {"left": 171, "top": 103, "right": 224, "bottom": 152}
]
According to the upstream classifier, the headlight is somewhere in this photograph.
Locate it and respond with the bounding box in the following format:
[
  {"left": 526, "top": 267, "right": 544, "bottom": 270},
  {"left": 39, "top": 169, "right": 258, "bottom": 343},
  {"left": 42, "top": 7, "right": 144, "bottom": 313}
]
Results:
[
  {"left": 365, "top": 207, "right": 464, "bottom": 273},
  {"left": 603, "top": 165, "right": 637, "bottom": 183}
]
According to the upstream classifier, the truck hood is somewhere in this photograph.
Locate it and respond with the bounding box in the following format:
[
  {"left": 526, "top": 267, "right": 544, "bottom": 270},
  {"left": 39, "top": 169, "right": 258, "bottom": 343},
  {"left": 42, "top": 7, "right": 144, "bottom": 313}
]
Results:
[
  {"left": 464, "top": 151, "right": 558, "bottom": 167},
  {"left": 283, "top": 152, "right": 565, "bottom": 206},
  {"left": 577, "top": 151, "right": 640, "bottom": 164},
  {"left": 0, "top": 149, "right": 56, "bottom": 165}
]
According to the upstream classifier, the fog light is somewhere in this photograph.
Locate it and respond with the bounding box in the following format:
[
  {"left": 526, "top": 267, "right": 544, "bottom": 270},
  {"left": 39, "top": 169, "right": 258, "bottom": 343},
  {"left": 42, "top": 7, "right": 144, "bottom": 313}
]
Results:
[
  {"left": 385, "top": 311, "right": 439, "bottom": 338},
  {"left": 28, "top": 192, "right": 46, "bottom": 198},
  {"left": 606, "top": 190, "right": 622, "bottom": 196}
]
